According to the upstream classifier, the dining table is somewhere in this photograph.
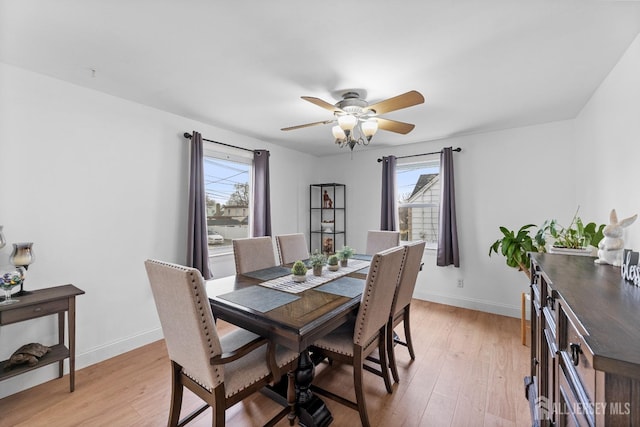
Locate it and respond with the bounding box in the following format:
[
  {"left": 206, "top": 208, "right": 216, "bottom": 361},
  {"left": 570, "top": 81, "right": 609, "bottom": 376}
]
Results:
[{"left": 206, "top": 255, "right": 372, "bottom": 427}]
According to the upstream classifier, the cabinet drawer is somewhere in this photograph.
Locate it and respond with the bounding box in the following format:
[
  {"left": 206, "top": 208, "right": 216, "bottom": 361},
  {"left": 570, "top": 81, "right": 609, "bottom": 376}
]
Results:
[
  {"left": 559, "top": 304, "right": 595, "bottom": 406},
  {"left": 0, "top": 299, "right": 69, "bottom": 324}
]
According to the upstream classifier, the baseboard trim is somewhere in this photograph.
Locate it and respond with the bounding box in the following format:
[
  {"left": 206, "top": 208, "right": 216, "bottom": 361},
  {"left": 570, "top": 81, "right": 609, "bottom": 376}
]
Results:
[
  {"left": 0, "top": 328, "right": 164, "bottom": 399},
  {"left": 412, "top": 289, "right": 521, "bottom": 319}
]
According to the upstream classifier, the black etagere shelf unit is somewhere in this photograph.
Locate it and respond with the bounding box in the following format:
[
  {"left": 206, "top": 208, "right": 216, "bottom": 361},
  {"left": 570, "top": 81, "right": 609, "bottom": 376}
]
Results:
[{"left": 310, "top": 183, "right": 345, "bottom": 255}]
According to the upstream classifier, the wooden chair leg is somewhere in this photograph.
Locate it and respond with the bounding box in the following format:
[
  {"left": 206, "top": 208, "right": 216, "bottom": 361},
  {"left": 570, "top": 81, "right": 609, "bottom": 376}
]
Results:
[
  {"left": 403, "top": 306, "right": 416, "bottom": 360},
  {"left": 386, "top": 319, "right": 400, "bottom": 383},
  {"left": 378, "top": 328, "right": 393, "bottom": 393},
  {"left": 353, "top": 349, "right": 371, "bottom": 427},
  {"left": 169, "top": 361, "right": 184, "bottom": 427},
  {"left": 213, "top": 387, "right": 226, "bottom": 427}
]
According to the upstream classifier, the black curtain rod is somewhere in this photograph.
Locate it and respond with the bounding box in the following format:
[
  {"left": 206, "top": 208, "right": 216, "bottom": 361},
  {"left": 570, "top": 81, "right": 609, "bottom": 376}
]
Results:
[
  {"left": 376, "top": 147, "right": 461, "bottom": 163},
  {"left": 183, "top": 132, "right": 255, "bottom": 153}
]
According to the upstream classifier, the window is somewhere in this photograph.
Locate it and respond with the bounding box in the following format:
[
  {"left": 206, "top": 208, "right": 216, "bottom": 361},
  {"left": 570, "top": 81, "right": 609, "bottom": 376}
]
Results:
[
  {"left": 397, "top": 159, "right": 440, "bottom": 249},
  {"left": 203, "top": 148, "right": 252, "bottom": 255}
]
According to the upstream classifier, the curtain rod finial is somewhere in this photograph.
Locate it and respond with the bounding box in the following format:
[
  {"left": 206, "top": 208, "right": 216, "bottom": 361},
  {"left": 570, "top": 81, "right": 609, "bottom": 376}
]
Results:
[{"left": 183, "top": 132, "right": 192, "bottom": 139}]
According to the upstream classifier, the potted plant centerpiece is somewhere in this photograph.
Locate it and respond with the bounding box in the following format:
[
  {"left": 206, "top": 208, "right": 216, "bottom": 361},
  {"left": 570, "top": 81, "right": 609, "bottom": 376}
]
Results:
[
  {"left": 291, "top": 260, "right": 308, "bottom": 282},
  {"left": 327, "top": 255, "right": 339, "bottom": 271},
  {"left": 337, "top": 246, "right": 355, "bottom": 267},
  {"left": 309, "top": 250, "right": 326, "bottom": 276}
]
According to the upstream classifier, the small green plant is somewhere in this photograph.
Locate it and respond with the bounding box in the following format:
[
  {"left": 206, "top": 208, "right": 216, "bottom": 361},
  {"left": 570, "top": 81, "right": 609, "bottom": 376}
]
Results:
[
  {"left": 535, "top": 208, "right": 605, "bottom": 250},
  {"left": 337, "top": 246, "right": 355, "bottom": 260},
  {"left": 309, "top": 250, "right": 327, "bottom": 267},
  {"left": 489, "top": 224, "right": 542, "bottom": 279},
  {"left": 291, "top": 260, "right": 307, "bottom": 276},
  {"left": 327, "top": 255, "right": 339, "bottom": 265}
]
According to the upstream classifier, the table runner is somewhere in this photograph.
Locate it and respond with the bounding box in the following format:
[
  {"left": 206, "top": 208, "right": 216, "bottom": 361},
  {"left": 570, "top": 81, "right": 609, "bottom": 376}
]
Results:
[{"left": 258, "top": 259, "right": 370, "bottom": 294}]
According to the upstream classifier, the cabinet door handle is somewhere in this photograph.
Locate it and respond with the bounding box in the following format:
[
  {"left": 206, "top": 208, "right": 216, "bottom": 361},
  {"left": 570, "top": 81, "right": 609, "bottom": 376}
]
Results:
[
  {"left": 570, "top": 342, "right": 581, "bottom": 366},
  {"left": 546, "top": 296, "right": 554, "bottom": 308}
]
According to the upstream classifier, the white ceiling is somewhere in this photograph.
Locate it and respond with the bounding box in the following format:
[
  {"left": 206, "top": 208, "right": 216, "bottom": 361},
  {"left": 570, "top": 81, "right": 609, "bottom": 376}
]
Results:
[{"left": 2, "top": 1, "right": 640, "bottom": 156}]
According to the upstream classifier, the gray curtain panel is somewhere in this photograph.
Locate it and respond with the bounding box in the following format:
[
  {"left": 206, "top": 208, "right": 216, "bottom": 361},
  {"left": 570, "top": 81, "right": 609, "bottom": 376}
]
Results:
[
  {"left": 252, "top": 150, "right": 272, "bottom": 237},
  {"left": 380, "top": 155, "right": 397, "bottom": 231},
  {"left": 437, "top": 147, "right": 460, "bottom": 267},
  {"left": 187, "top": 131, "right": 212, "bottom": 279}
]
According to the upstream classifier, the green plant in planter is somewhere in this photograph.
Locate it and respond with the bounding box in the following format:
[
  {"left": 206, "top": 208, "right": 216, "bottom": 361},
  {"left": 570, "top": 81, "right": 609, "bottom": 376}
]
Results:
[
  {"left": 327, "top": 254, "right": 339, "bottom": 271},
  {"left": 489, "top": 224, "right": 542, "bottom": 280},
  {"left": 291, "top": 260, "right": 308, "bottom": 282},
  {"left": 337, "top": 246, "right": 355, "bottom": 266},
  {"left": 309, "top": 250, "right": 326, "bottom": 276},
  {"left": 535, "top": 209, "right": 605, "bottom": 250}
]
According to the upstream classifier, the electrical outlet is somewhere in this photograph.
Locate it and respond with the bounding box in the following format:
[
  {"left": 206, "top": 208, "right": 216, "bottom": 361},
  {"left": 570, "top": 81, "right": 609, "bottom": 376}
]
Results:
[{"left": 457, "top": 279, "right": 464, "bottom": 288}]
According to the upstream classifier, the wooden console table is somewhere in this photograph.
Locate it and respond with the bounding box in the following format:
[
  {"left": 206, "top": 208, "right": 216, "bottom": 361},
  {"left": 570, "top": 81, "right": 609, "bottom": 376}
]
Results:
[{"left": 0, "top": 284, "right": 84, "bottom": 392}]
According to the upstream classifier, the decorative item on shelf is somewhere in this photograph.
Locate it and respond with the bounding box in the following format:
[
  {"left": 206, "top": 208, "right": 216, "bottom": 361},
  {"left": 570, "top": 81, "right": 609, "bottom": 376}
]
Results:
[
  {"left": 309, "top": 250, "right": 326, "bottom": 277},
  {"left": 4, "top": 343, "right": 51, "bottom": 370},
  {"left": 323, "top": 190, "right": 333, "bottom": 208},
  {"left": 10, "top": 242, "right": 34, "bottom": 296},
  {"left": 0, "top": 268, "right": 24, "bottom": 305},
  {"left": 621, "top": 249, "right": 640, "bottom": 286},
  {"left": 0, "top": 226, "right": 6, "bottom": 249},
  {"left": 291, "top": 260, "right": 308, "bottom": 282},
  {"left": 323, "top": 237, "right": 334, "bottom": 255},
  {"left": 321, "top": 220, "right": 334, "bottom": 233},
  {"left": 327, "top": 255, "right": 339, "bottom": 271},
  {"left": 337, "top": 246, "right": 355, "bottom": 267},
  {"left": 595, "top": 209, "right": 638, "bottom": 266}
]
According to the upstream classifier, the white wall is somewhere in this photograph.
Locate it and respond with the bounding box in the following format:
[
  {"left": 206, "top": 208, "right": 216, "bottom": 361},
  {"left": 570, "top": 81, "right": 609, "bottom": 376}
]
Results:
[
  {"left": 0, "top": 62, "right": 317, "bottom": 398},
  {"left": 574, "top": 32, "right": 640, "bottom": 247},
  {"left": 317, "top": 120, "right": 576, "bottom": 318}
]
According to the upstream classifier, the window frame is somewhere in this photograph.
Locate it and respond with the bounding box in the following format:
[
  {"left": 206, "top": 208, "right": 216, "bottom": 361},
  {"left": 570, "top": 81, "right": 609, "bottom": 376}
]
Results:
[
  {"left": 203, "top": 144, "right": 253, "bottom": 256},
  {"left": 396, "top": 157, "right": 440, "bottom": 250}
]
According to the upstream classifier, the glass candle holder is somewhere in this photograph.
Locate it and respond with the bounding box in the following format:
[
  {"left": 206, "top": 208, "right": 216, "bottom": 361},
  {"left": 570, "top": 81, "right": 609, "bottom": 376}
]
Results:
[{"left": 10, "top": 243, "right": 34, "bottom": 295}]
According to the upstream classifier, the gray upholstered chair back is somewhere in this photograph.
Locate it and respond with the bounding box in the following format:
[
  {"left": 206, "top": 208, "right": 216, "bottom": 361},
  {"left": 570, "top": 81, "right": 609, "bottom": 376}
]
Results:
[
  {"left": 276, "top": 233, "right": 309, "bottom": 265},
  {"left": 144, "top": 259, "right": 223, "bottom": 390},
  {"left": 365, "top": 230, "right": 400, "bottom": 255},
  {"left": 392, "top": 241, "right": 425, "bottom": 318},
  {"left": 232, "top": 236, "right": 277, "bottom": 274},
  {"left": 353, "top": 246, "right": 406, "bottom": 346}
]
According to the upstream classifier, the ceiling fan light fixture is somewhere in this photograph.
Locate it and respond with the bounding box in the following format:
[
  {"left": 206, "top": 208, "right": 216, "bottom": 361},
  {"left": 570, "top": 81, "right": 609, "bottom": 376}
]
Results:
[
  {"left": 337, "top": 114, "right": 357, "bottom": 131},
  {"left": 361, "top": 119, "right": 378, "bottom": 140},
  {"left": 332, "top": 125, "right": 346, "bottom": 140}
]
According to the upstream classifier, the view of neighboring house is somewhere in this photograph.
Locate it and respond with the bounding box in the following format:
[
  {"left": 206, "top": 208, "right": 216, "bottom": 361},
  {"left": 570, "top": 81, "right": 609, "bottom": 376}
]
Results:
[
  {"left": 207, "top": 204, "right": 249, "bottom": 243},
  {"left": 400, "top": 173, "right": 440, "bottom": 243}
]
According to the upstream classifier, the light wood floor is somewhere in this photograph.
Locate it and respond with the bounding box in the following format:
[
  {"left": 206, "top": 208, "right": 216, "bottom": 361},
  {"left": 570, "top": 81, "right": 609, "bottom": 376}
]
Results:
[{"left": 0, "top": 300, "right": 531, "bottom": 427}]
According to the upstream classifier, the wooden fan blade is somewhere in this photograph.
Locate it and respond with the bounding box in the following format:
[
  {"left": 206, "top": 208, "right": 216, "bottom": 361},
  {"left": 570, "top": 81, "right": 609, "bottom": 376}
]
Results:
[
  {"left": 281, "top": 120, "right": 334, "bottom": 131},
  {"left": 364, "top": 90, "right": 424, "bottom": 115},
  {"left": 301, "top": 96, "right": 344, "bottom": 113},
  {"left": 376, "top": 118, "right": 416, "bottom": 135}
]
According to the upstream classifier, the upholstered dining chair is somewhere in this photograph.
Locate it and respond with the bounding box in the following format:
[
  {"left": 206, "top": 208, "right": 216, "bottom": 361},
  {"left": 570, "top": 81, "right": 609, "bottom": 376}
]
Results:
[
  {"left": 144, "top": 259, "right": 298, "bottom": 427},
  {"left": 232, "top": 236, "right": 277, "bottom": 275},
  {"left": 365, "top": 230, "right": 400, "bottom": 255},
  {"left": 276, "top": 233, "right": 310, "bottom": 265},
  {"left": 310, "top": 246, "right": 407, "bottom": 427},
  {"left": 386, "top": 240, "right": 425, "bottom": 383}
]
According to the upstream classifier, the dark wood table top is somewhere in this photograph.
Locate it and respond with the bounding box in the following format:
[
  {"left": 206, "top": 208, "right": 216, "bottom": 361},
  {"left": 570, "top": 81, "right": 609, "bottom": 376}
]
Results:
[{"left": 206, "top": 268, "right": 367, "bottom": 353}]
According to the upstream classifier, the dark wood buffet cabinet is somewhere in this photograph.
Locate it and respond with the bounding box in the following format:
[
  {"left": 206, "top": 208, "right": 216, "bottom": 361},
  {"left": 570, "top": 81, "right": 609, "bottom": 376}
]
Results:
[{"left": 526, "top": 254, "right": 640, "bottom": 426}]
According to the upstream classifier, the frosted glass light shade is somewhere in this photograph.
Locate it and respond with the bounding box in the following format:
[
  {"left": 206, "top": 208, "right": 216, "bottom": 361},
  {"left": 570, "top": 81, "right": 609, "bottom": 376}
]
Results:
[
  {"left": 337, "top": 114, "right": 357, "bottom": 131},
  {"left": 332, "top": 125, "right": 346, "bottom": 140},
  {"left": 361, "top": 119, "right": 378, "bottom": 137}
]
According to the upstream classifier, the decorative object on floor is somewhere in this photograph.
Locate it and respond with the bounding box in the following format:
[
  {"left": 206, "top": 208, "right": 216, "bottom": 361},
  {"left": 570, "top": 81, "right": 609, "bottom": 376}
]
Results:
[
  {"left": 595, "top": 209, "right": 638, "bottom": 266},
  {"left": 337, "top": 246, "right": 355, "bottom": 267},
  {"left": 0, "top": 226, "right": 6, "bottom": 249},
  {"left": 281, "top": 89, "right": 424, "bottom": 151},
  {"left": 4, "top": 343, "right": 50, "bottom": 370},
  {"left": 0, "top": 269, "right": 24, "bottom": 305},
  {"left": 327, "top": 255, "right": 339, "bottom": 271},
  {"left": 291, "top": 260, "right": 308, "bottom": 282},
  {"left": 309, "top": 250, "right": 326, "bottom": 276},
  {"left": 9, "top": 242, "right": 34, "bottom": 296}
]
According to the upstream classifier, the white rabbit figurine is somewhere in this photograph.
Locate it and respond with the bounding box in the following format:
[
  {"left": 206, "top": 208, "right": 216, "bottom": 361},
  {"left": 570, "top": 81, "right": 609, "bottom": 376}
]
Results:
[{"left": 594, "top": 209, "right": 637, "bottom": 266}]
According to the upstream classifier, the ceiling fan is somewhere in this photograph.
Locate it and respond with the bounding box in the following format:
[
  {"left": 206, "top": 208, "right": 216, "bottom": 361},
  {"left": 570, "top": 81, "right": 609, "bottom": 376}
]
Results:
[{"left": 281, "top": 90, "right": 425, "bottom": 151}]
